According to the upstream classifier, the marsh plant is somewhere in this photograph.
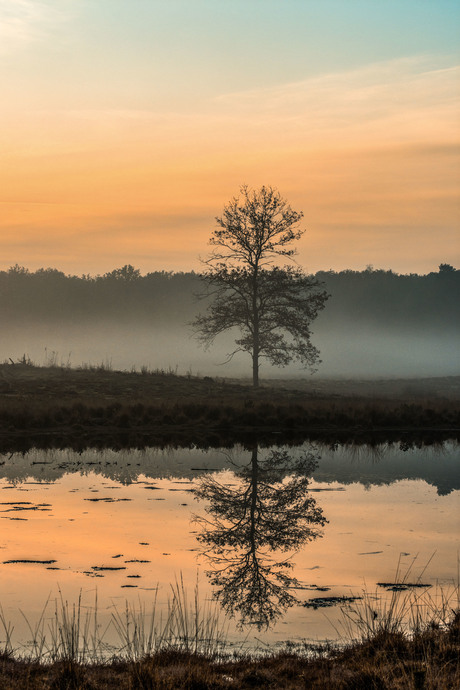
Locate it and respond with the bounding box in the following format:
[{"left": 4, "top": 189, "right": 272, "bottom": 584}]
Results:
[
  {"left": 0, "top": 579, "right": 228, "bottom": 664},
  {"left": 337, "top": 555, "right": 459, "bottom": 643},
  {"left": 0, "top": 576, "right": 458, "bottom": 689}
]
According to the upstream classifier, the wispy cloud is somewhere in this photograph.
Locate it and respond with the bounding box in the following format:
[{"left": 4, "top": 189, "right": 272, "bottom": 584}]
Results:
[
  {"left": 214, "top": 55, "right": 460, "bottom": 148},
  {"left": 26, "top": 55, "right": 457, "bottom": 163},
  {"left": 0, "top": 0, "right": 76, "bottom": 54},
  {"left": 0, "top": 53, "right": 458, "bottom": 273}
]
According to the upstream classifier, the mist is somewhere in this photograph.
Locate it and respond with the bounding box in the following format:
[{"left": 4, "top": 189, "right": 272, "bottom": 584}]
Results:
[{"left": 1, "top": 265, "right": 458, "bottom": 379}]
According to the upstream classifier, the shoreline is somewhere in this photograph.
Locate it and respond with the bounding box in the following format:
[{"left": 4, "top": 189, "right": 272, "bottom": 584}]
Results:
[
  {"left": 0, "top": 364, "right": 458, "bottom": 451},
  {"left": 0, "top": 613, "right": 458, "bottom": 689}
]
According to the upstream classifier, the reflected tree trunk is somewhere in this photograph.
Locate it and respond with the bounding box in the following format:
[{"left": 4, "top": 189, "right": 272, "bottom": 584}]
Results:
[{"left": 192, "top": 443, "right": 327, "bottom": 629}]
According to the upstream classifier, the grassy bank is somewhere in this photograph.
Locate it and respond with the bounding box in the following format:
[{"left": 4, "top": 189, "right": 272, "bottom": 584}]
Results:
[
  {"left": 0, "top": 363, "right": 459, "bottom": 450},
  {"left": 0, "top": 363, "right": 459, "bottom": 451},
  {"left": 0, "top": 603, "right": 458, "bottom": 689},
  {"left": 0, "top": 573, "right": 458, "bottom": 688}
]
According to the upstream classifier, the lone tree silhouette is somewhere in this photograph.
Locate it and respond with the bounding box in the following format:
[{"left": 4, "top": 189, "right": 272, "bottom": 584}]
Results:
[
  {"left": 193, "top": 185, "right": 328, "bottom": 386},
  {"left": 193, "top": 445, "right": 327, "bottom": 629}
]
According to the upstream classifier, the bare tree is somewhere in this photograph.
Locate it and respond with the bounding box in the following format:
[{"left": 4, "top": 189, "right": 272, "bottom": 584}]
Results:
[
  {"left": 192, "top": 185, "right": 328, "bottom": 386},
  {"left": 193, "top": 445, "right": 327, "bottom": 629}
]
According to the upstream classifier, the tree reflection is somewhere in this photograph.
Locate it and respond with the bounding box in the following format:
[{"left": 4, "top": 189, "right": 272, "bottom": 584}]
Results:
[{"left": 193, "top": 445, "right": 327, "bottom": 629}]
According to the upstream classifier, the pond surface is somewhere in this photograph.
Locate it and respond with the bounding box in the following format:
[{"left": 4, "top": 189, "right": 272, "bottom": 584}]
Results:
[{"left": 0, "top": 442, "right": 458, "bottom": 652}]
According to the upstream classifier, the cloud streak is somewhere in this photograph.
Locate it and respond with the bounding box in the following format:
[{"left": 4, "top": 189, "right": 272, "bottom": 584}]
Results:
[
  {"left": 213, "top": 56, "right": 460, "bottom": 147},
  {"left": 11, "top": 54, "right": 454, "bottom": 171},
  {"left": 0, "top": 53, "right": 458, "bottom": 274},
  {"left": 0, "top": 0, "right": 76, "bottom": 54}
]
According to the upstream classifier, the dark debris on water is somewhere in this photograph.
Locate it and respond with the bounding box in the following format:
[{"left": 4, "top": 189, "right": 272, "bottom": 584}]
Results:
[
  {"left": 303, "top": 596, "right": 363, "bottom": 609},
  {"left": 377, "top": 582, "right": 432, "bottom": 591}
]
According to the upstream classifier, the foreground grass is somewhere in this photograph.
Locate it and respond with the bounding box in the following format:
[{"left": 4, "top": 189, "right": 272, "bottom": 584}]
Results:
[
  {"left": 1, "top": 574, "right": 458, "bottom": 689},
  {"left": 0, "top": 613, "right": 458, "bottom": 689},
  {"left": 0, "top": 363, "right": 459, "bottom": 449}
]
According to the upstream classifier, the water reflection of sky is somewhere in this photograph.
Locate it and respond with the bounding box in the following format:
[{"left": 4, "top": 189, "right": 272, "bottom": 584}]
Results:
[{"left": 0, "top": 443, "right": 458, "bottom": 649}]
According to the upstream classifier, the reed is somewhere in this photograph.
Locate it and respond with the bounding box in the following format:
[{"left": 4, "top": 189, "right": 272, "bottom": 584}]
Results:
[
  {"left": 0, "top": 579, "right": 227, "bottom": 665},
  {"left": 337, "top": 554, "right": 459, "bottom": 642},
  {"left": 0, "top": 587, "right": 458, "bottom": 688}
]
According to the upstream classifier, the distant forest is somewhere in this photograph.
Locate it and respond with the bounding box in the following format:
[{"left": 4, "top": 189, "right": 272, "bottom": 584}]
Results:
[
  {"left": 1, "top": 263, "right": 458, "bottom": 377},
  {"left": 1, "top": 263, "right": 459, "bottom": 331}
]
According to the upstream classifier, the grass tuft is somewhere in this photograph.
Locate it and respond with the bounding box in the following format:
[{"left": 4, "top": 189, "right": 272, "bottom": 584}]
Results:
[
  {"left": 0, "top": 595, "right": 458, "bottom": 688},
  {"left": 338, "top": 555, "right": 459, "bottom": 644}
]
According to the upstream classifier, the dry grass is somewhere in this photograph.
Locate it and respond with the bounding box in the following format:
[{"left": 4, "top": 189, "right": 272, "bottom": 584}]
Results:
[
  {"left": 0, "top": 364, "right": 458, "bottom": 451},
  {"left": 0, "top": 612, "right": 458, "bottom": 688},
  {"left": 338, "top": 556, "right": 458, "bottom": 642},
  {"left": 0, "top": 574, "right": 458, "bottom": 688},
  {"left": 0, "top": 580, "right": 228, "bottom": 665}
]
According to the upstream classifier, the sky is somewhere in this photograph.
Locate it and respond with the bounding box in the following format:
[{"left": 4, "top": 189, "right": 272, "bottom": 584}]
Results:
[{"left": 0, "top": 0, "right": 459, "bottom": 275}]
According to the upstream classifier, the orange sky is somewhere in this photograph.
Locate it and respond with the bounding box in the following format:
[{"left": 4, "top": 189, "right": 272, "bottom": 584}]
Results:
[{"left": 0, "top": 2, "right": 459, "bottom": 275}]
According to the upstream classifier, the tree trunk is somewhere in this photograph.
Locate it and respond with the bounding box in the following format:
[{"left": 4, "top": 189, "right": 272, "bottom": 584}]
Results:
[
  {"left": 252, "top": 350, "right": 259, "bottom": 388},
  {"left": 252, "top": 267, "right": 260, "bottom": 388},
  {"left": 249, "top": 445, "right": 258, "bottom": 552}
]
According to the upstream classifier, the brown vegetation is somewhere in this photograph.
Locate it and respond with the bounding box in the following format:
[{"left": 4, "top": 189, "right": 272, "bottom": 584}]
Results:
[
  {"left": 0, "top": 613, "right": 458, "bottom": 688},
  {"left": 0, "top": 363, "right": 458, "bottom": 452}
]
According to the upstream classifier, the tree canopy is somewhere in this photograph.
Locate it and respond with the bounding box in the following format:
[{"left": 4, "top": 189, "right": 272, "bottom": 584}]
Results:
[
  {"left": 193, "top": 445, "right": 326, "bottom": 629},
  {"left": 192, "top": 186, "right": 329, "bottom": 386}
]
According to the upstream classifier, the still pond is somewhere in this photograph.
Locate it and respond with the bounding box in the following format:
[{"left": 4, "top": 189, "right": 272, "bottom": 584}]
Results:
[{"left": 0, "top": 442, "right": 458, "bottom": 652}]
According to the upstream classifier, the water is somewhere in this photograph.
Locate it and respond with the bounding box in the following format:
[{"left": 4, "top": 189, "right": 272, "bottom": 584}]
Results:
[{"left": 0, "top": 442, "right": 458, "bottom": 652}]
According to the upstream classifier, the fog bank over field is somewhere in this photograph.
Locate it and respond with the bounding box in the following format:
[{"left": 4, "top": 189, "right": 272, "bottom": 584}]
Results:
[
  {"left": 1, "top": 320, "right": 458, "bottom": 380},
  {"left": 1, "top": 265, "right": 459, "bottom": 379}
]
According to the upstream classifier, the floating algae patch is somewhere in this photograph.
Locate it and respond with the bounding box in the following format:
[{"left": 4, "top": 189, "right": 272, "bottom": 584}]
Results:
[
  {"left": 84, "top": 497, "right": 132, "bottom": 502},
  {"left": 0, "top": 502, "right": 32, "bottom": 505},
  {"left": 303, "top": 596, "right": 363, "bottom": 609},
  {"left": 83, "top": 571, "right": 104, "bottom": 578},
  {"left": 377, "top": 582, "right": 433, "bottom": 591}
]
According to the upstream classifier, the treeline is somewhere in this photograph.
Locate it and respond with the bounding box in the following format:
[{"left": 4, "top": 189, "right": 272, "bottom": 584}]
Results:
[
  {"left": 1, "top": 263, "right": 459, "bottom": 331},
  {"left": 316, "top": 264, "right": 459, "bottom": 330},
  {"left": 0, "top": 265, "right": 199, "bottom": 324}
]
